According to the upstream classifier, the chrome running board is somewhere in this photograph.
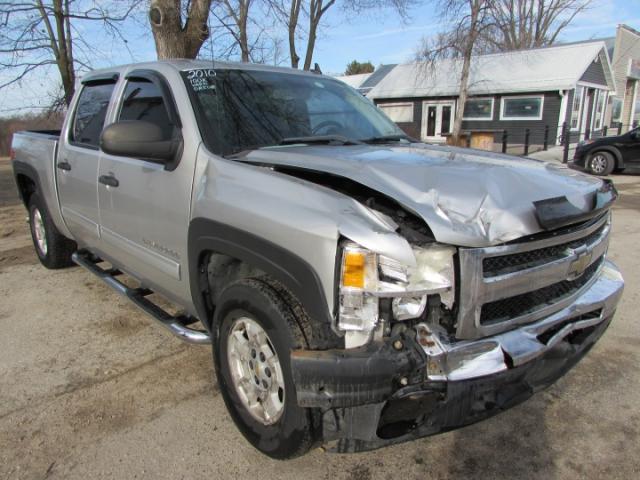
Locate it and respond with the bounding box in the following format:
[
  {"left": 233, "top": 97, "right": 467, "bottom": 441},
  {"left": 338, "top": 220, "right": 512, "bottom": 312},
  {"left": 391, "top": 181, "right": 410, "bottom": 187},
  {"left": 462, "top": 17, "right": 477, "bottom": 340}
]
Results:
[{"left": 72, "top": 250, "right": 211, "bottom": 345}]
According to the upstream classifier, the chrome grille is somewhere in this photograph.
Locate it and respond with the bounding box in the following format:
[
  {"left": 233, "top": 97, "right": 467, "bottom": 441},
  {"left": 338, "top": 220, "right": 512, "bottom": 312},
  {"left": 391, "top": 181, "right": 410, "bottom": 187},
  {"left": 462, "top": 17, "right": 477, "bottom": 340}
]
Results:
[
  {"left": 480, "top": 257, "right": 604, "bottom": 325},
  {"left": 456, "top": 213, "right": 610, "bottom": 340},
  {"left": 482, "top": 223, "right": 607, "bottom": 277}
]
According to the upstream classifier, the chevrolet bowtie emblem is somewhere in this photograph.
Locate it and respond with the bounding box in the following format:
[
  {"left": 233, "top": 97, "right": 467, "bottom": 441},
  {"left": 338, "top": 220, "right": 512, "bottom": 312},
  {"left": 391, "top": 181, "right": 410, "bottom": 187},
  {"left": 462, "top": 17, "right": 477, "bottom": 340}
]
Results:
[{"left": 568, "top": 248, "right": 592, "bottom": 280}]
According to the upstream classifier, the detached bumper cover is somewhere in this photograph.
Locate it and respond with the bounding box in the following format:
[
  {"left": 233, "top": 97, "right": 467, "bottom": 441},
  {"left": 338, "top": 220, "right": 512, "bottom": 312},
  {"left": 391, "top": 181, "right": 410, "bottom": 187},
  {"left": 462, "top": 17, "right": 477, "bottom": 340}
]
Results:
[{"left": 290, "top": 260, "right": 623, "bottom": 452}]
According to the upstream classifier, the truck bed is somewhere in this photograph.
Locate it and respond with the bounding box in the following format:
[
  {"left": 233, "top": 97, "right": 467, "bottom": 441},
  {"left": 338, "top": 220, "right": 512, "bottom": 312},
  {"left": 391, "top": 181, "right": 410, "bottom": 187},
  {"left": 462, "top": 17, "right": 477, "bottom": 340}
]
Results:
[{"left": 11, "top": 129, "right": 69, "bottom": 237}]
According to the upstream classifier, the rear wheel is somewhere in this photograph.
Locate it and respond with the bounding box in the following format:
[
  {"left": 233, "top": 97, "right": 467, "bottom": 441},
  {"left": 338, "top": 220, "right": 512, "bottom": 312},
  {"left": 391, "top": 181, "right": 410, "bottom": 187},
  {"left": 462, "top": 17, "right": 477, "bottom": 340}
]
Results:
[
  {"left": 212, "top": 278, "right": 324, "bottom": 459},
  {"left": 28, "top": 193, "right": 76, "bottom": 269},
  {"left": 588, "top": 151, "right": 615, "bottom": 176}
]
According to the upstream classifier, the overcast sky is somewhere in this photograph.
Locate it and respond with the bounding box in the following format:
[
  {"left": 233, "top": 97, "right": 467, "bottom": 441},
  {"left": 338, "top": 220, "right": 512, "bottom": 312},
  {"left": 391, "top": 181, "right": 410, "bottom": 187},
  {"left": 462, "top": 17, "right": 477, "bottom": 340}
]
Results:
[{"left": 0, "top": 0, "right": 638, "bottom": 115}]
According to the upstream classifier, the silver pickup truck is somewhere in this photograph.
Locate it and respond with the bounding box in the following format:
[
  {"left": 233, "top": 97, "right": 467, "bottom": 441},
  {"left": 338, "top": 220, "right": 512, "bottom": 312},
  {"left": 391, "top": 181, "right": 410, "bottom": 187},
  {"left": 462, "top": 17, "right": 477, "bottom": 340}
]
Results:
[{"left": 11, "top": 60, "right": 624, "bottom": 458}]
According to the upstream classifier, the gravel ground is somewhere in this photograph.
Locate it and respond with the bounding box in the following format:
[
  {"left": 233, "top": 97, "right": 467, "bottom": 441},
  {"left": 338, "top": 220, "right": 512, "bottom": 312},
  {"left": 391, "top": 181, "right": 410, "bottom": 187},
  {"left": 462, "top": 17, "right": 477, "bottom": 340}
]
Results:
[{"left": 1, "top": 156, "right": 639, "bottom": 480}]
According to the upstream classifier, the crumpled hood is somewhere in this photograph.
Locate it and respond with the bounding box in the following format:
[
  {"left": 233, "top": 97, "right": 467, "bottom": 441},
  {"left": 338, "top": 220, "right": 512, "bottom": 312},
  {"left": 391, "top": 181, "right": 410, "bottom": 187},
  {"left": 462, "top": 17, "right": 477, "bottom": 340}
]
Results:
[{"left": 239, "top": 143, "right": 604, "bottom": 247}]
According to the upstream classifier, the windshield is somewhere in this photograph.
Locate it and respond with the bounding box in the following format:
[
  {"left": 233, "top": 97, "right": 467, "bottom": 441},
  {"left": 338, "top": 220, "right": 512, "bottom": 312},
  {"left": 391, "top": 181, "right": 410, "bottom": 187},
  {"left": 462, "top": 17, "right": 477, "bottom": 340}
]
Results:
[{"left": 182, "top": 68, "right": 405, "bottom": 155}]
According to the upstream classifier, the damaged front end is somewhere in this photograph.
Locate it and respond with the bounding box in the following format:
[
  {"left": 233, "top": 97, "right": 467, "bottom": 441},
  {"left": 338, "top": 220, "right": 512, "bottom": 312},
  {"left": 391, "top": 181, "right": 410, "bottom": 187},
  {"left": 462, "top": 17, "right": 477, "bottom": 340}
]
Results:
[
  {"left": 290, "top": 207, "right": 624, "bottom": 453},
  {"left": 235, "top": 143, "right": 624, "bottom": 452},
  {"left": 291, "top": 259, "right": 622, "bottom": 453}
]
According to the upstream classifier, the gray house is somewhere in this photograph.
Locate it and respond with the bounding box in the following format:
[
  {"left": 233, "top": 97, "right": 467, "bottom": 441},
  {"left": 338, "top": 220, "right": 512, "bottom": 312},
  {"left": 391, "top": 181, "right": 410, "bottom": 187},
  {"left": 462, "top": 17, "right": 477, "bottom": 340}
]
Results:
[{"left": 364, "top": 42, "right": 616, "bottom": 148}]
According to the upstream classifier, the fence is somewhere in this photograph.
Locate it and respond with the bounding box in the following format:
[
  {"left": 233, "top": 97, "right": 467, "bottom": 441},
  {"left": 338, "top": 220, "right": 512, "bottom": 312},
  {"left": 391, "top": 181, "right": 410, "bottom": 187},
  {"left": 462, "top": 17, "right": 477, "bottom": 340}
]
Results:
[
  {"left": 459, "top": 125, "right": 562, "bottom": 156},
  {"left": 458, "top": 121, "right": 638, "bottom": 158}
]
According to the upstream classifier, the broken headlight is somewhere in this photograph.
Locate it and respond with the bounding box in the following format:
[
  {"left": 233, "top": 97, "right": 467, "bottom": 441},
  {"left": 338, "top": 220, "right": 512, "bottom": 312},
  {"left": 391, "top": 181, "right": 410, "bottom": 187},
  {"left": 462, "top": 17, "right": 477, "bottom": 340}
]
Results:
[{"left": 338, "top": 241, "right": 455, "bottom": 347}]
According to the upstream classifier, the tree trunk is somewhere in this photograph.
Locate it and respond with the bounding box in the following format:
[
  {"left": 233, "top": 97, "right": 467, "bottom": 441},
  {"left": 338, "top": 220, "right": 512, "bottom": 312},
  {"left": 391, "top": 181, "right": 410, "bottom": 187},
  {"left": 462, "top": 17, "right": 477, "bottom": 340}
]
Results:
[
  {"left": 62, "top": 0, "right": 75, "bottom": 104},
  {"left": 50, "top": 0, "right": 74, "bottom": 105},
  {"left": 303, "top": 24, "right": 317, "bottom": 70},
  {"left": 452, "top": 0, "right": 481, "bottom": 144},
  {"left": 452, "top": 50, "right": 471, "bottom": 144},
  {"left": 288, "top": 0, "right": 301, "bottom": 68},
  {"left": 304, "top": 0, "right": 328, "bottom": 70},
  {"left": 239, "top": 21, "right": 250, "bottom": 62},
  {"left": 149, "top": 0, "right": 212, "bottom": 60}
]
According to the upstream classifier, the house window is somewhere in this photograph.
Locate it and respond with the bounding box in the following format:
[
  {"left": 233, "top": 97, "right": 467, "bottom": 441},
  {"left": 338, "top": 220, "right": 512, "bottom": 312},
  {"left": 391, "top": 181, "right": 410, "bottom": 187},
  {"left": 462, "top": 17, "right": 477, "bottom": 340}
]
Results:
[
  {"left": 378, "top": 103, "right": 413, "bottom": 123},
  {"left": 611, "top": 97, "right": 622, "bottom": 123},
  {"left": 463, "top": 98, "right": 493, "bottom": 120},
  {"left": 500, "top": 96, "right": 544, "bottom": 120},
  {"left": 570, "top": 87, "right": 584, "bottom": 130},
  {"left": 593, "top": 90, "right": 606, "bottom": 130}
]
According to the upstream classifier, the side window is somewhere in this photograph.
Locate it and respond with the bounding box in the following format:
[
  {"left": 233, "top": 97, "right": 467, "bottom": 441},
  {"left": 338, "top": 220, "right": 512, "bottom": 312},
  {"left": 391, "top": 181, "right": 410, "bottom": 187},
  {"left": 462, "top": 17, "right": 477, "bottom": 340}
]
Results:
[
  {"left": 70, "top": 82, "right": 116, "bottom": 148},
  {"left": 119, "top": 79, "right": 174, "bottom": 139}
]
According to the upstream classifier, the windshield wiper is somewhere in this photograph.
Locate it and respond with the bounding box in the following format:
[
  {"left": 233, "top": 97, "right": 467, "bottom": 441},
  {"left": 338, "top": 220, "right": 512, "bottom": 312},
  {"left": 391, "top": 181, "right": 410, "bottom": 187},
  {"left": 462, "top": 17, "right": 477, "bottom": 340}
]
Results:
[
  {"left": 279, "top": 135, "right": 363, "bottom": 146},
  {"left": 361, "top": 134, "right": 418, "bottom": 144}
]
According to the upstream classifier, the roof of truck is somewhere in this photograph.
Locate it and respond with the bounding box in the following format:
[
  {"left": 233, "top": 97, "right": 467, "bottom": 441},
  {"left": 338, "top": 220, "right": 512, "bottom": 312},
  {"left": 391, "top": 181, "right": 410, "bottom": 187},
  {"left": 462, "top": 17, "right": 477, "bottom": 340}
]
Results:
[{"left": 81, "top": 59, "right": 329, "bottom": 83}]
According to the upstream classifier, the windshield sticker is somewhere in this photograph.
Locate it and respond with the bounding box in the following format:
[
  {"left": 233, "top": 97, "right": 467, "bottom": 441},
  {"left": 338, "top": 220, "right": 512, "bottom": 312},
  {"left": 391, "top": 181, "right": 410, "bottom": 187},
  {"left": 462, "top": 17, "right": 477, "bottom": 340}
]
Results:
[{"left": 185, "top": 69, "right": 216, "bottom": 92}]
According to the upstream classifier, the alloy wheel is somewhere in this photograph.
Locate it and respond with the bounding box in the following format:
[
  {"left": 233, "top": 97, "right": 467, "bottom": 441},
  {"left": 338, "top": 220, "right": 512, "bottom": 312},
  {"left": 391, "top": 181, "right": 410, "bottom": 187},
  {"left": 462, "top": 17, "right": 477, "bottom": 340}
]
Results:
[
  {"left": 226, "top": 316, "right": 285, "bottom": 425},
  {"left": 33, "top": 208, "right": 48, "bottom": 256},
  {"left": 590, "top": 154, "right": 608, "bottom": 174}
]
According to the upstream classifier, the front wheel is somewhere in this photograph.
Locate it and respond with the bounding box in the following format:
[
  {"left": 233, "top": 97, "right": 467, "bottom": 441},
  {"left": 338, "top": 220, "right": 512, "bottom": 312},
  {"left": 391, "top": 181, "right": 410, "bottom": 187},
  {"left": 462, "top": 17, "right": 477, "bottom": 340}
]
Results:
[
  {"left": 588, "top": 151, "right": 615, "bottom": 176},
  {"left": 213, "top": 278, "right": 320, "bottom": 459}
]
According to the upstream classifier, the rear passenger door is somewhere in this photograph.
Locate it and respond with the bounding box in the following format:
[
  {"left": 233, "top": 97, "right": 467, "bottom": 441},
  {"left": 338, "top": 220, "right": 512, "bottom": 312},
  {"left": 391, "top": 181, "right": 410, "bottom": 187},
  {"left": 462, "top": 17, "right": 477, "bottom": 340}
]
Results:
[
  {"left": 57, "top": 78, "right": 117, "bottom": 245},
  {"left": 97, "top": 71, "right": 193, "bottom": 305}
]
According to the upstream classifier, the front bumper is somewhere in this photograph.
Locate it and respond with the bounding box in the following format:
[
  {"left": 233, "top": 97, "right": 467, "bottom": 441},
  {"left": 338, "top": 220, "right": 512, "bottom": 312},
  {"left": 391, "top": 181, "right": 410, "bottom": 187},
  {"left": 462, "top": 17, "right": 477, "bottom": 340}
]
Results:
[
  {"left": 571, "top": 147, "right": 589, "bottom": 169},
  {"left": 290, "top": 260, "right": 624, "bottom": 452}
]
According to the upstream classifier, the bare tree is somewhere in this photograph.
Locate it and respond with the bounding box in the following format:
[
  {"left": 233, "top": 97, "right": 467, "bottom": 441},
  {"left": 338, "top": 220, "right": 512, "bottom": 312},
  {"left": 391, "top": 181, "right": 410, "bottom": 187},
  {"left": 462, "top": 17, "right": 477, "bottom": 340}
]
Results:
[
  {"left": 304, "top": 0, "right": 414, "bottom": 70},
  {"left": 268, "top": 0, "right": 412, "bottom": 70},
  {"left": 149, "top": 0, "right": 212, "bottom": 59},
  {"left": 267, "top": 0, "right": 303, "bottom": 67},
  {"left": 210, "top": 0, "right": 283, "bottom": 64},
  {"left": 0, "top": 1, "right": 139, "bottom": 107},
  {"left": 213, "top": 0, "right": 253, "bottom": 62},
  {"left": 302, "top": 0, "right": 334, "bottom": 70},
  {"left": 416, "top": 0, "right": 492, "bottom": 143},
  {"left": 487, "top": 0, "right": 592, "bottom": 50}
]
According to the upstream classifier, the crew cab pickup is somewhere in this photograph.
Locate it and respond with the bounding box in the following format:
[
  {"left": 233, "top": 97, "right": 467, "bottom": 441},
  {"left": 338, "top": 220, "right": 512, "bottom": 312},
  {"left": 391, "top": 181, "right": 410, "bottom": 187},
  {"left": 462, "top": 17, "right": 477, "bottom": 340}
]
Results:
[{"left": 11, "top": 61, "right": 624, "bottom": 458}]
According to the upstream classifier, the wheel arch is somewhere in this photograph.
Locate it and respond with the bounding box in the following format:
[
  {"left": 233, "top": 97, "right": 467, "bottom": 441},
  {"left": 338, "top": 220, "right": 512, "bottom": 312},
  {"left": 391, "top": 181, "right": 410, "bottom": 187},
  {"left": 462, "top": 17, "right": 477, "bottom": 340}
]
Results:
[
  {"left": 590, "top": 146, "right": 623, "bottom": 168},
  {"left": 12, "top": 161, "right": 41, "bottom": 207},
  {"left": 188, "top": 218, "right": 335, "bottom": 334}
]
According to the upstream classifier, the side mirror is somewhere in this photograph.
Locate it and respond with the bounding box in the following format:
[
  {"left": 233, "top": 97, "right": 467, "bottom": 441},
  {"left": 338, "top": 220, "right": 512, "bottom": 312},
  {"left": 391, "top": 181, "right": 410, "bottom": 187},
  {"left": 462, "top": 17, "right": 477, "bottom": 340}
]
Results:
[{"left": 100, "top": 120, "right": 180, "bottom": 164}]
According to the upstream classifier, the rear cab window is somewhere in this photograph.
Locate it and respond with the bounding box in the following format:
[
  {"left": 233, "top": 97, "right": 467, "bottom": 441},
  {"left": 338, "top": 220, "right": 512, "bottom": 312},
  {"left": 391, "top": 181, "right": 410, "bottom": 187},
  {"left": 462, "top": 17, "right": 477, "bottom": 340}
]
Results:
[{"left": 70, "top": 81, "right": 117, "bottom": 149}]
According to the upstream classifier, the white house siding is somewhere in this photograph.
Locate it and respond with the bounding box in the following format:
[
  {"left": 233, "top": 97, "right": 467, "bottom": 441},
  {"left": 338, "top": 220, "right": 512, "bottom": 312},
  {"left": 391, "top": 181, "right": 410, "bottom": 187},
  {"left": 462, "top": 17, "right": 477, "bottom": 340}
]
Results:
[{"left": 608, "top": 25, "right": 640, "bottom": 130}]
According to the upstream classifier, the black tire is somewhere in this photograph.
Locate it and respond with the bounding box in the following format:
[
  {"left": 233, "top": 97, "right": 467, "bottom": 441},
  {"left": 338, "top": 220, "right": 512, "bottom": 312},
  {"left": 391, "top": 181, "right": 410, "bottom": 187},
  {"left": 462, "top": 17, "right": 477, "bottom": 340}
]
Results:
[
  {"left": 587, "top": 151, "right": 615, "bottom": 176},
  {"left": 212, "top": 278, "right": 330, "bottom": 459},
  {"left": 28, "top": 192, "right": 76, "bottom": 269}
]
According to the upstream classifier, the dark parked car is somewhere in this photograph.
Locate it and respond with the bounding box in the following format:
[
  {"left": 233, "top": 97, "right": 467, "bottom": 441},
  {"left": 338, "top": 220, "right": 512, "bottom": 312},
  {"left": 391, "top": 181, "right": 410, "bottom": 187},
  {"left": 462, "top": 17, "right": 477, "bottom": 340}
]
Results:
[{"left": 572, "top": 127, "right": 640, "bottom": 176}]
